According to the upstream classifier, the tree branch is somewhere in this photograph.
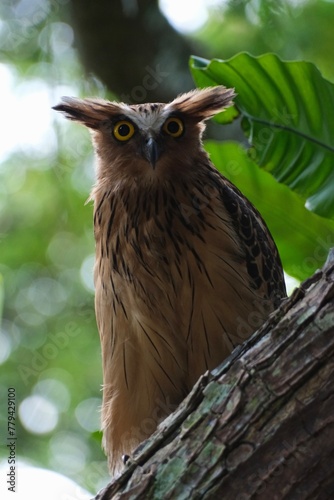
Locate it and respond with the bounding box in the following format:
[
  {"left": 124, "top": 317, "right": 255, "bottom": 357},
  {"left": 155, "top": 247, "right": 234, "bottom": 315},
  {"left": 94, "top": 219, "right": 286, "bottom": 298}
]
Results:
[
  {"left": 94, "top": 250, "right": 334, "bottom": 499},
  {"left": 68, "top": 0, "right": 196, "bottom": 102}
]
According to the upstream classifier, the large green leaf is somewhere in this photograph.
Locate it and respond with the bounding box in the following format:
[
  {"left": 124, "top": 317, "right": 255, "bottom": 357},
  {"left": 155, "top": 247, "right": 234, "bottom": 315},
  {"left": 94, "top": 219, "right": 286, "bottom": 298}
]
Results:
[
  {"left": 206, "top": 141, "right": 334, "bottom": 281},
  {"left": 190, "top": 53, "right": 334, "bottom": 219}
]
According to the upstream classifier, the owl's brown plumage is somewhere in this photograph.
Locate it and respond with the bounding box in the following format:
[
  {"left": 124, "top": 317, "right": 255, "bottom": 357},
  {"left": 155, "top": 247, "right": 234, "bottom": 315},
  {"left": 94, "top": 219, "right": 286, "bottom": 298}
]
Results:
[{"left": 53, "top": 87, "right": 286, "bottom": 473}]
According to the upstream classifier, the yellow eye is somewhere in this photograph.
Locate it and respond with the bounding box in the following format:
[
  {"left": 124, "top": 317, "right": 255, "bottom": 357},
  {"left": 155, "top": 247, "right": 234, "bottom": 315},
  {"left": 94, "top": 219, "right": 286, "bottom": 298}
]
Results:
[
  {"left": 113, "top": 120, "right": 135, "bottom": 141},
  {"left": 163, "top": 117, "right": 184, "bottom": 138}
]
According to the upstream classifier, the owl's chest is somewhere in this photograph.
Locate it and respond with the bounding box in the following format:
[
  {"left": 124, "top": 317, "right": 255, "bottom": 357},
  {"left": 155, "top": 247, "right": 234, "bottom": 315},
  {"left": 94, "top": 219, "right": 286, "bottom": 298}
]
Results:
[
  {"left": 93, "top": 183, "right": 244, "bottom": 315},
  {"left": 96, "top": 212, "right": 183, "bottom": 295}
]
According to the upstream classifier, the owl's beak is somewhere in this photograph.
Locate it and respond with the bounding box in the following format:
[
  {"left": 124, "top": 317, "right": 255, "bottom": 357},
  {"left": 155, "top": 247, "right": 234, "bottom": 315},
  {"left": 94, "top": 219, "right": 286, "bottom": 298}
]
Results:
[{"left": 143, "top": 137, "right": 162, "bottom": 169}]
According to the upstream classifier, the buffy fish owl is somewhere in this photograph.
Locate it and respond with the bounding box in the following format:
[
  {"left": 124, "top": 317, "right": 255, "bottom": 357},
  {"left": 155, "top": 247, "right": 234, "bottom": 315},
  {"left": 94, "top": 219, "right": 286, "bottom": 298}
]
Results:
[{"left": 53, "top": 86, "right": 286, "bottom": 473}]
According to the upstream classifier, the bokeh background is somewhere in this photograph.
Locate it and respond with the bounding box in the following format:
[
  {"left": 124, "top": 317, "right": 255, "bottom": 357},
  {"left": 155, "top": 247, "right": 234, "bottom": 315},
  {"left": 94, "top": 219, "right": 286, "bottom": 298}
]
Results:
[{"left": 1, "top": 0, "right": 334, "bottom": 494}]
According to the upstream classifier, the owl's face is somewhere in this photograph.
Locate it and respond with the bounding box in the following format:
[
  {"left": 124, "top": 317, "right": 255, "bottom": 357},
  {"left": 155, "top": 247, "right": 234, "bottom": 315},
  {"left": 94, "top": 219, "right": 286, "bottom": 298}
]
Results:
[
  {"left": 93, "top": 102, "right": 207, "bottom": 183},
  {"left": 100, "top": 102, "right": 192, "bottom": 168},
  {"left": 53, "top": 87, "right": 235, "bottom": 186}
]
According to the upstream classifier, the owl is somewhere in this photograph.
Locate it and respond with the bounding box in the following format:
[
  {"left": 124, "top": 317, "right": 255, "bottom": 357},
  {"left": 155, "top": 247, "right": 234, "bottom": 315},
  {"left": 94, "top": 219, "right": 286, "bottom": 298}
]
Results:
[{"left": 53, "top": 87, "right": 286, "bottom": 474}]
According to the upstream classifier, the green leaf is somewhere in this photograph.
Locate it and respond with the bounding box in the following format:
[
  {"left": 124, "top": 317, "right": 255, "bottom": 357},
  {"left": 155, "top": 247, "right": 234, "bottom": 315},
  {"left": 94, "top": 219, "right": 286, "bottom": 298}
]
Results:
[
  {"left": 205, "top": 141, "right": 334, "bottom": 281},
  {"left": 190, "top": 53, "right": 334, "bottom": 219}
]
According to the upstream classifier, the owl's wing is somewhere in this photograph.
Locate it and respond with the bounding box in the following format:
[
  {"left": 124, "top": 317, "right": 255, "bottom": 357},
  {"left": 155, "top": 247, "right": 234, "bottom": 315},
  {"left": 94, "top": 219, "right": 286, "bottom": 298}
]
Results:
[
  {"left": 168, "top": 161, "right": 286, "bottom": 388},
  {"left": 218, "top": 175, "right": 287, "bottom": 307}
]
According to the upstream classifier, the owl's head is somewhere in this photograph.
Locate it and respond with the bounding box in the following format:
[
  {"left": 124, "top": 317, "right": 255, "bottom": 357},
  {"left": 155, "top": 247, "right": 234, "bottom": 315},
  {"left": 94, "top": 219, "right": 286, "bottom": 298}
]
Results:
[{"left": 53, "top": 86, "right": 235, "bottom": 185}]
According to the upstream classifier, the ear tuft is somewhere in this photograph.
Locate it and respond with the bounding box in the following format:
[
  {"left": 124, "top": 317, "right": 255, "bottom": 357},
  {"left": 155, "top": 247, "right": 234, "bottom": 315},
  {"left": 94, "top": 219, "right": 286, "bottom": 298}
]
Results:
[
  {"left": 167, "top": 86, "right": 236, "bottom": 121},
  {"left": 52, "top": 97, "right": 121, "bottom": 129}
]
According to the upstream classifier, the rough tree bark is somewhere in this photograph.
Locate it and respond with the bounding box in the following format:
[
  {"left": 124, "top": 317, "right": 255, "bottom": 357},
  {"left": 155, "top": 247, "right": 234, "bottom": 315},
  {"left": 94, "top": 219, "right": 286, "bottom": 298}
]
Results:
[{"left": 94, "top": 249, "right": 334, "bottom": 500}]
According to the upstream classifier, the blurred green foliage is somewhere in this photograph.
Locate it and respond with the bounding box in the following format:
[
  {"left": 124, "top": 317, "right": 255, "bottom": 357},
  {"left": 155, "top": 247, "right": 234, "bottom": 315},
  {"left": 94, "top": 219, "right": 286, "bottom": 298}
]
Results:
[
  {"left": 1, "top": 0, "right": 334, "bottom": 493},
  {"left": 199, "top": 0, "right": 334, "bottom": 82}
]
